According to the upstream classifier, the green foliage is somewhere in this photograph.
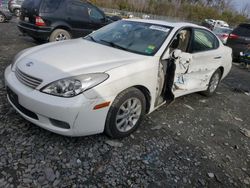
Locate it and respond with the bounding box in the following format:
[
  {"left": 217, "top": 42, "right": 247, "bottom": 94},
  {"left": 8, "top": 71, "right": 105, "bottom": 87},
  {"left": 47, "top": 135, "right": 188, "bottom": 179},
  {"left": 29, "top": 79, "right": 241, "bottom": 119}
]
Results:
[{"left": 89, "top": 0, "right": 248, "bottom": 26}]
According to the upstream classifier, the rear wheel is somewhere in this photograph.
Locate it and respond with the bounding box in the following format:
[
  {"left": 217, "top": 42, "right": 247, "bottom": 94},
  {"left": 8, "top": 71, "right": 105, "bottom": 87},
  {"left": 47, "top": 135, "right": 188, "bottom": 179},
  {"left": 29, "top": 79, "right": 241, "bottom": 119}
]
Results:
[
  {"left": 105, "top": 88, "right": 146, "bottom": 139},
  {"left": 14, "top": 9, "right": 21, "bottom": 17},
  {"left": 49, "top": 29, "right": 71, "bottom": 42},
  {"left": 201, "top": 69, "right": 222, "bottom": 97},
  {"left": 0, "top": 13, "right": 6, "bottom": 23}
]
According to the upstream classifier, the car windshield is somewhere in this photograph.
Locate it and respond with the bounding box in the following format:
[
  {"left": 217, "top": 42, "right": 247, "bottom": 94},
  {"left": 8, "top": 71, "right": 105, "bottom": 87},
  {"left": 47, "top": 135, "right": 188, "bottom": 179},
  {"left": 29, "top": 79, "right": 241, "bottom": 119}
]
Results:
[{"left": 85, "top": 20, "right": 172, "bottom": 56}]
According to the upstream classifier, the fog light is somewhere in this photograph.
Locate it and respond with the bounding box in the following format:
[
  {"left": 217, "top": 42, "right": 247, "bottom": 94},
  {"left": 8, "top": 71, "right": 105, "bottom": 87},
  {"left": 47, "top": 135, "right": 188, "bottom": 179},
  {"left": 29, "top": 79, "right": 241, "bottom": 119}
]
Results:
[{"left": 50, "top": 119, "right": 70, "bottom": 129}]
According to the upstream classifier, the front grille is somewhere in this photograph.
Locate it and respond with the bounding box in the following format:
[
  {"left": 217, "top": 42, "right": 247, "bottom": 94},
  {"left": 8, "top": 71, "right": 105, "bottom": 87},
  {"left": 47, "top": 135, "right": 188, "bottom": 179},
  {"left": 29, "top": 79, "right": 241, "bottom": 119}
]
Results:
[{"left": 15, "top": 67, "right": 42, "bottom": 89}]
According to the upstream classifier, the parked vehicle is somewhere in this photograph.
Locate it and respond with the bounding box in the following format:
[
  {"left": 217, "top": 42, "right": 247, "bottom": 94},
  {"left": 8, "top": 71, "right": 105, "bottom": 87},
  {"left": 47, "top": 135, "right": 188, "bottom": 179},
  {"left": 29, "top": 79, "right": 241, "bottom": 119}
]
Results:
[
  {"left": 227, "top": 23, "right": 250, "bottom": 61},
  {"left": 0, "top": 7, "right": 12, "bottom": 22},
  {"left": 5, "top": 19, "right": 232, "bottom": 138},
  {"left": 213, "top": 27, "right": 233, "bottom": 44},
  {"left": 18, "top": 0, "right": 120, "bottom": 42},
  {"left": 240, "top": 47, "right": 250, "bottom": 68},
  {"left": 213, "top": 20, "right": 229, "bottom": 28},
  {"left": 8, "top": 0, "right": 24, "bottom": 17}
]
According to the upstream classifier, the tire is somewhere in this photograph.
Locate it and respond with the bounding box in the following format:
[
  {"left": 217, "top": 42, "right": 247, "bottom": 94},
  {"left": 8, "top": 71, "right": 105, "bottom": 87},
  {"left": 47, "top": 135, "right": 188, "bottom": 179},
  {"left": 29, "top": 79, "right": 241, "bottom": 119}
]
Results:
[
  {"left": 49, "top": 29, "right": 71, "bottom": 42},
  {"left": 14, "top": 9, "right": 21, "bottom": 17},
  {"left": 105, "top": 87, "right": 146, "bottom": 139},
  {"left": 0, "top": 13, "right": 6, "bottom": 23},
  {"left": 201, "top": 69, "right": 222, "bottom": 97}
]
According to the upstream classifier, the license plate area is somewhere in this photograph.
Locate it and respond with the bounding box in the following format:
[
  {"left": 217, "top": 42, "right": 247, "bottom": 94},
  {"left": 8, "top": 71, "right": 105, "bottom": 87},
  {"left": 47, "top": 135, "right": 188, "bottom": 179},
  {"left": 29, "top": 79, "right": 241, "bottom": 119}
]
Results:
[
  {"left": 6, "top": 87, "right": 39, "bottom": 120},
  {"left": 7, "top": 87, "right": 19, "bottom": 105},
  {"left": 24, "top": 17, "right": 29, "bottom": 22}
]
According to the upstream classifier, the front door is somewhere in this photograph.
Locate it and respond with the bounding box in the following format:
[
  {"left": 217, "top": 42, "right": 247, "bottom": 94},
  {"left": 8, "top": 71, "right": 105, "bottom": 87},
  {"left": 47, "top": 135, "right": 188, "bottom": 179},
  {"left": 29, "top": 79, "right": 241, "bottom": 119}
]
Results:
[{"left": 65, "top": 1, "right": 93, "bottom": 37}]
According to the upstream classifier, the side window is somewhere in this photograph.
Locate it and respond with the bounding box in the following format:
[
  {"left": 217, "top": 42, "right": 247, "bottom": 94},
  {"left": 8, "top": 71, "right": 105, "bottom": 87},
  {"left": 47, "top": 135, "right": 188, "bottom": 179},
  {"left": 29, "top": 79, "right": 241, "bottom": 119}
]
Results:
[
  {"left": 67, "top": 1, "right": 89, "bottom": 20},
  {"left": 191, "top": 29, "right": 219, "bottom": 53},
  {"left": 169, "top": 29, "right": 191, "bottom": 53},
  {"left": 87, "top": 6, "right": 104, "bottom": 22},
  {"left": 41, "top": 0, "right": 62, "bottom": 13}
]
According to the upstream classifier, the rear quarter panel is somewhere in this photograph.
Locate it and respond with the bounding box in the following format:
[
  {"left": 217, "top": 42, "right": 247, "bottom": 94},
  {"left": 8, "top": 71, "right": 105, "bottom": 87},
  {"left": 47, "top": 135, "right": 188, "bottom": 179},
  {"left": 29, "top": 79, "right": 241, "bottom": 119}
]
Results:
[{"left": 221, "top": 45, "right": 232, "bottom": 79}]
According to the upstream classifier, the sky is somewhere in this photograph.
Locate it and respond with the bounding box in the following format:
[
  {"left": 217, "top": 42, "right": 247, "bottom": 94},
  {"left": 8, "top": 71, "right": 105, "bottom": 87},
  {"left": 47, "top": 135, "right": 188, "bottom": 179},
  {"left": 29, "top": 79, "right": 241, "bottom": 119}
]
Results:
[{"left": 232, "top": 0, "right": 250, "bottom": 11}]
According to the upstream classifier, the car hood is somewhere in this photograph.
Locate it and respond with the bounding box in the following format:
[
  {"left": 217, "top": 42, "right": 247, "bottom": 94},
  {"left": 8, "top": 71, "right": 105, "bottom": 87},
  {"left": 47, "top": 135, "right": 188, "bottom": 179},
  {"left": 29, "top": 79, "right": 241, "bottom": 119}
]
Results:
[{"left": 16, "top": 39, "right": 150, "bottom": 85}]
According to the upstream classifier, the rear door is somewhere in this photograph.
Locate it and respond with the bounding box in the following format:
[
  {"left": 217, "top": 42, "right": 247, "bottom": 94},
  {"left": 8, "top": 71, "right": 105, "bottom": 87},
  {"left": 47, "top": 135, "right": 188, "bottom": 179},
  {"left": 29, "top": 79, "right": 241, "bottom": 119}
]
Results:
[
  {"left": 227, "top": 24, "right": 250, "bottom": 59},
  {"left": 174, "top": 28, "right": 221, "bottom": 95}
]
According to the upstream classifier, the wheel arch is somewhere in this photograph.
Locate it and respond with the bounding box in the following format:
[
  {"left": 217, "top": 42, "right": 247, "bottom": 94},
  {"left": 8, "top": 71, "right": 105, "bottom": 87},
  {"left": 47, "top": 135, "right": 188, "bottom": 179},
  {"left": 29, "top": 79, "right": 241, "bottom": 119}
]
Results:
[
  {"left": 218, "top": 66, "right": 224, "bottom": 77},
  {"left": 51, "top": 25, "right": 71, "bottom": 33},
  {"left": 132, "top": 85, "right": 152, "bottom": 114}
]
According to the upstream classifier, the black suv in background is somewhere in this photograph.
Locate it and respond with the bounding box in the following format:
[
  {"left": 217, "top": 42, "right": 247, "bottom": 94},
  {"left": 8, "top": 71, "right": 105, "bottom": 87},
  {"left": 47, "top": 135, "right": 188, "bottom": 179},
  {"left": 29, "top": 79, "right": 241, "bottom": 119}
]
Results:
[
  {"left": 18, "top": 0, "right": 120, "bottom": 42},
  {"left": 226, "top": 23, "right": 250, "bottom": 61}
]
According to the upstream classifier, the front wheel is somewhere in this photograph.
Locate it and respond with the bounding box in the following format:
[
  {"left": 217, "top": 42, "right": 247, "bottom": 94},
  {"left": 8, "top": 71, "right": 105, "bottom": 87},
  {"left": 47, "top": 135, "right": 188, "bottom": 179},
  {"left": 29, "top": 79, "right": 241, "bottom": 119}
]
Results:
[
  {"left": 0, "top": 13, "right": 6, "bottom": 23},
  {"left": 105, "top": 88, "right": 146, "bottom": 139},
  {"left": 49, "top": 29, "right": 71, "bottom": 42},
  {"left": 201, "top": 69, "right": 222, "bottom": 97}
]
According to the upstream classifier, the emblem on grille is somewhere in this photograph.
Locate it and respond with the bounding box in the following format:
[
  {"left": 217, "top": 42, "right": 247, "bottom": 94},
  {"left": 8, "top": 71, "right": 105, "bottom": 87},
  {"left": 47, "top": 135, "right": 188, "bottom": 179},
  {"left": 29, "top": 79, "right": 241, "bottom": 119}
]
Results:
[{"left": 26, "top": 62, "right": 34, "bottom": 67}]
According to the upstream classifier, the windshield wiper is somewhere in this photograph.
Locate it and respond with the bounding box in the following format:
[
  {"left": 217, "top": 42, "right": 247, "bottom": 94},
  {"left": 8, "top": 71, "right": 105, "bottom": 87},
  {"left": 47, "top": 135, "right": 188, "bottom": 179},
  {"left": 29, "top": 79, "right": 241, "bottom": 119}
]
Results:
[
  {"left": 87, "top": 35, "right": 97, "bottom": 42},
  {"left": 100, "top": 39, "right": 128, "bottom": 51}
]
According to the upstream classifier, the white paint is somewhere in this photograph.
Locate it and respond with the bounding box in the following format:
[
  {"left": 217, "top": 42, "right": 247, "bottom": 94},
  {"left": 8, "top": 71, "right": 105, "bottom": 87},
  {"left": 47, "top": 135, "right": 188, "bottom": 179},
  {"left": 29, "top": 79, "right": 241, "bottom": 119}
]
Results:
[{"left": 5, "top": 19, "right": 232, "bottom": 137}]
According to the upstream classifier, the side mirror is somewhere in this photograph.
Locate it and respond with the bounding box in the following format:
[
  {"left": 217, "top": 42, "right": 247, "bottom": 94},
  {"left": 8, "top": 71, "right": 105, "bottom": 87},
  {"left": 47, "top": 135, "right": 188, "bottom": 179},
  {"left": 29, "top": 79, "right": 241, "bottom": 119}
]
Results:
[{"left": 171, "top": 49, "right": 182, "bottom": 59}]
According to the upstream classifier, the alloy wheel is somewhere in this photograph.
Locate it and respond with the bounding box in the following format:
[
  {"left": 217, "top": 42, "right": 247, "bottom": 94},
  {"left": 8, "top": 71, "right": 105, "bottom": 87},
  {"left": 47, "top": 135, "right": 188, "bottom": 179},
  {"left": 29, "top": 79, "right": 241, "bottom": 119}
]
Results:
[
  {"left": 55, "top": 33, "right": 68, "bottom": 41},
  {"left": 209, "top": 73, "right": 220, "bottom": 93},
  {"left": 115, "top": 98, "right": 142, "bottom": 133}
]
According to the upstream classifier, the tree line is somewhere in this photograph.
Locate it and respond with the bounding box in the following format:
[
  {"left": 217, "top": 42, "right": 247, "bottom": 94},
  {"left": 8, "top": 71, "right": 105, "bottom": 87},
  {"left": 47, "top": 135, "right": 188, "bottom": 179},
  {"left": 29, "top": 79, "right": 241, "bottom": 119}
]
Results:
[{"left": 90, "top": 0, "right": 249, "bottom": 26}]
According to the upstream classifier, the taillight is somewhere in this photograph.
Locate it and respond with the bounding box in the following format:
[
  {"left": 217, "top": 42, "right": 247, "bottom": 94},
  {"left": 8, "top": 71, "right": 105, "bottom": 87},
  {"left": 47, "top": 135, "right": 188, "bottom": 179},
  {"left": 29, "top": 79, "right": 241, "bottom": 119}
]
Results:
[
  {"left": 228, "top": 33, "right": 239, "bottom": 39},
  {"left": 221, "top": 34, "right": 228, "bottom": 39},
  {"left": 35, "top": 16, "right": 46, "bottom": 26}
]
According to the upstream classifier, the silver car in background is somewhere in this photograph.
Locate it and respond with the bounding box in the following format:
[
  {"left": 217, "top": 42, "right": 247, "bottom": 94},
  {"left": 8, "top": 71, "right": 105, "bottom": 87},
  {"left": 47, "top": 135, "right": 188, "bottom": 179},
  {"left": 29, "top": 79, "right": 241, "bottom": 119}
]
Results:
[
  {"left": 8, "top": 0, "right": 24, "bottom": 16},
  {"left": 213, "top": 27, "right": 233, "bottom": 44}
]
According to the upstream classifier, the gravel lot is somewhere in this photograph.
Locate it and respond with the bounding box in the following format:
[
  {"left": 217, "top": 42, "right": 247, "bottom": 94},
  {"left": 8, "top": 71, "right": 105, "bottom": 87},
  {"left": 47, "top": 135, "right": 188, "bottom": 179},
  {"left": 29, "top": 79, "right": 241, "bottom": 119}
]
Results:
[{"left": 0, "top": 19, "right": 250, "bottom": 188}]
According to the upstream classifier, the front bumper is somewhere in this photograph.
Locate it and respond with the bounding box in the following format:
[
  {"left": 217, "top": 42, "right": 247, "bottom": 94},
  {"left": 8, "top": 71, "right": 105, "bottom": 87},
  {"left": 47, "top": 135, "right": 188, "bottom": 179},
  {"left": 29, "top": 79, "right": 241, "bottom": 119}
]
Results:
[{"left": 4, "top": 66, "right": 111, "bottom": 137}]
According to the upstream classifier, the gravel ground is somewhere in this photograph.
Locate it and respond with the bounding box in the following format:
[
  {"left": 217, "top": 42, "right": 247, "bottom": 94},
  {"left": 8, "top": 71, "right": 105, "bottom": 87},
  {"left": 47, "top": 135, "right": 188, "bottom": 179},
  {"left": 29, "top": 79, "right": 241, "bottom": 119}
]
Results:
[{"left": 0, "top": 19, "right": 250, "bottom": 188}]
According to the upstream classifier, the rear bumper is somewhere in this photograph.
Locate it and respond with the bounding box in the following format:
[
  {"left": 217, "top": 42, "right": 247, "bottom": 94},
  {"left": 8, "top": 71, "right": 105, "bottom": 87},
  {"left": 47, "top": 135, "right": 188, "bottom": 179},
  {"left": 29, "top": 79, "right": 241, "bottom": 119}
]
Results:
[
  {"left": 18, "top": 22, "right": 52, "bottom": 40},
  {"left": 240, "top": 57, "right": 250, "bottom": 65},
  {"left": 227, "top": 44, "right": 248, "bottom": 60}
]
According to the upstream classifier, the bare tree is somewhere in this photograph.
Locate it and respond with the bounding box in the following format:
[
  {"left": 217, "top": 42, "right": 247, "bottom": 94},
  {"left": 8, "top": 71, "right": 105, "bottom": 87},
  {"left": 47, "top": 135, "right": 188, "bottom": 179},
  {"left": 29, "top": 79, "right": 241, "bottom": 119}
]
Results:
[{"left": 240, "top": 2, "right": 250, "bottom": 17}]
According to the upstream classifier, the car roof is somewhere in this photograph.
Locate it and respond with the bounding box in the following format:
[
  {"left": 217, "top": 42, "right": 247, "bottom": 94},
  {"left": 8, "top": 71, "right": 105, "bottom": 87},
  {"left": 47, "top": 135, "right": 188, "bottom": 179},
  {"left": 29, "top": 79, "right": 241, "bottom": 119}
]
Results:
[{"left": 125, "top": 19, "right": 204, "bottom": 30}]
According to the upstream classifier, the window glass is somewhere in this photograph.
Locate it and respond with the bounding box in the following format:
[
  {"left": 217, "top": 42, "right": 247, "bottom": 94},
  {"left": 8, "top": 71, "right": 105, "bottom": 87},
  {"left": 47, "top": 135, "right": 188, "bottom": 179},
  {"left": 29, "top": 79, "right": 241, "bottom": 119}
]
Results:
[
  {"left": 41, "top": 0, "right": 62, "bottom": 13},
  {"left": 191, "top": 29, "right": 219, "bottom": 53},
  {"left": 86, "top": 20, "right": 172, "bottom": 56},
  {"left": 87, "top": 7, "right": 104, "bottom": 21},
  {"left": 169, "top": 29, "right": 191, "bottom": 52},
  {"left": 67, "top": 1, "right": 89, "bottom": 19}
]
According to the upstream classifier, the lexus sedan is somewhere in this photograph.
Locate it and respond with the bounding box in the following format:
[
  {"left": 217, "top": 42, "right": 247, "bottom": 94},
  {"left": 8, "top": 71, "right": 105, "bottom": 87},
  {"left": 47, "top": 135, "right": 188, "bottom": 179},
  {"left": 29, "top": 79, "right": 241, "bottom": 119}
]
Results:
[{"left": 5, "top": 19, "right": 232, "bottom": 138}]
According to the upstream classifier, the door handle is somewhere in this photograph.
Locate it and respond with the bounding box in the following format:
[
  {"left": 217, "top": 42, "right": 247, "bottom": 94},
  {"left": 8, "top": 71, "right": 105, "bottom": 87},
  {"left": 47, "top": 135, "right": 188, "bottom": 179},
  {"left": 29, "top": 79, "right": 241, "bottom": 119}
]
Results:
[{"left": 214, "top": 56, "right": 222, "bottom": 59}]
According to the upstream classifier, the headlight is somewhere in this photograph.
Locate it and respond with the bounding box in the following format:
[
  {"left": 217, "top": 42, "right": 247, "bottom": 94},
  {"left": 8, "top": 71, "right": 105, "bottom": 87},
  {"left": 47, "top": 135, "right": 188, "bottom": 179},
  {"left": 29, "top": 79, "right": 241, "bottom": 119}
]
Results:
[{"left": 41, "top": 73, "right": 109, "bottom": 97}]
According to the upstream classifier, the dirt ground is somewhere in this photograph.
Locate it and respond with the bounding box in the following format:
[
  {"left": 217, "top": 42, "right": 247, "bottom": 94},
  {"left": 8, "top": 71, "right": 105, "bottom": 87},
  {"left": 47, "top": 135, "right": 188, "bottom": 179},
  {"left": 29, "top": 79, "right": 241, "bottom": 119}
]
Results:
[{"left": 0, "top": 19, "right": 250, "bottom": 187}]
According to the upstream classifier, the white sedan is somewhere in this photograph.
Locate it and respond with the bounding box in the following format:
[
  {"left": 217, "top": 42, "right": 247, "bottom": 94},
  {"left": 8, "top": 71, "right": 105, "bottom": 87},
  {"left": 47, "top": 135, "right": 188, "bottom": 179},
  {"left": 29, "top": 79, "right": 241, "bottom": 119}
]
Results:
[{"left": 5, "top": 19, "right": 232, "bottom": 138}]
